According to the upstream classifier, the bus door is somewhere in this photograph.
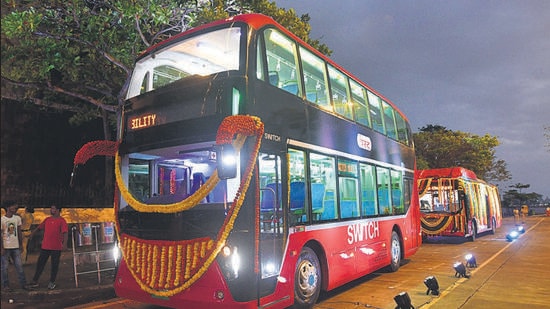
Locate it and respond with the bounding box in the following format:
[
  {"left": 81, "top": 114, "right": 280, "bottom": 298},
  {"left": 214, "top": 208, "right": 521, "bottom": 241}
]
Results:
[{"left": 257, "top": 152, "right": 285, "bottom": 297}]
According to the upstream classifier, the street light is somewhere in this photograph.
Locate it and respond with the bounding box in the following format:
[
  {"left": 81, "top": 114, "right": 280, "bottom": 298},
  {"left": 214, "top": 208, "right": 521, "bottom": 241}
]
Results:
[
  {"left": 465, "top": 254, "right": 477, "bottom": 268},
  {"left": 393, "top": 291, "right": 414, "bottom": 309},
  {"left": 453, "top": 261, "right": 469, "bottom": 278},
  {"left": 506, "top": 230, "right": 519, "bottom": 241},
  {"left": 424, "top": 276, "right": 440, "bottom": 295}
]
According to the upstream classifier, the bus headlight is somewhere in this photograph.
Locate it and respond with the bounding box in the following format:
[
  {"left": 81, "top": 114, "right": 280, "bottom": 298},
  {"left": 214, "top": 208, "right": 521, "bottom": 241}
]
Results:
[
  {"left": 112, "top": 244, "right": 120, "bottom": 264},
  {"left": 220, "top": 245, "right": 240, "bottom": 280},
  {"left": 215, "top": 144, "right": 237, "bottom": 179}
]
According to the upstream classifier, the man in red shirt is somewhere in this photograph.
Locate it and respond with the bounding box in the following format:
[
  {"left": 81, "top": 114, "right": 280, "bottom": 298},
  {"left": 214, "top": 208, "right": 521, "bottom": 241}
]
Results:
[{"left": 29, "top": 205, "right": 68, "bottom": 290}]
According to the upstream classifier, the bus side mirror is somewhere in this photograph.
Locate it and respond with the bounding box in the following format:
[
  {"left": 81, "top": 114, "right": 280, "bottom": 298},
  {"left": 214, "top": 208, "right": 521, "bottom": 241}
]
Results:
[{"left": 215, "top": 144, "right": 237, "bottom": 180}]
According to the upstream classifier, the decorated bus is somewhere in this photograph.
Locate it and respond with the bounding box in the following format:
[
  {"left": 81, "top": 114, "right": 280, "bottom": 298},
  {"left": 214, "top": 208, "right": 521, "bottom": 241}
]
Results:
[
  {"left": 74, "top": 14, "right": 421, "bottom": 308},
  {"left": 418, "top": 167, "right": 502, "bottom": 241}
]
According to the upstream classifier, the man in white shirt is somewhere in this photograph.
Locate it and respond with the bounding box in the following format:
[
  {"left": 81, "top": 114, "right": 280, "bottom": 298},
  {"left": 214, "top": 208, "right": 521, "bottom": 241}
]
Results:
[{"left": 1, "top": 201, "right": 29, "bottom": 291}]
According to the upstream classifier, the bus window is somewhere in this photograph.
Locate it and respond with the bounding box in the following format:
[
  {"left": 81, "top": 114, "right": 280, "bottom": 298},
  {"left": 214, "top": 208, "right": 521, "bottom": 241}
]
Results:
[
  {"left": 256, "top": 34, "right": 266, "bottom": 81},
  {"left": 350, "top": 80, "right": 370, "bottom": 128},
  {"left": 300, "top": 47, "right": 331, "bottom": 110},
  {"left": 395, "top": 112, "right": 409, "bottom": 145},
  {"left": 338, "top": 158, "right": 359, "bottom": 219},
  {"left": 391, "top": 170, "right": 404, "bottom": 214},
  {"left": 382, "top": 101, "right": 398, "bottom": 140},
  {"left": 403, "top": 177, "right": 412, "bottom": 213},
  {"left": 289, "top": 149, "right": 307, "bottom": 223},
  {"left": 259, "top": 153, "right": 282, "bottom": 232},
  {"left": 264, "top": 29, "right": 302, "bottom": 96},
  {"left": 367, "top": 91, "right": 385, "bottom": 134},
  {"left": 377, "top": 167, "right": 391, "bottom": 215},
  {"left": 128, "top": 159, "right": 151, "bottom": 202},
  {"left": 127, "top": 27, "right": 242, "bottom": 98},
  {"left": 360, "top": 163, "right": 377, "bottom": 216},
  {"left": 328, "top": 65, "right": 352, "bottom": 120},
  {"left": 310, "top": 152, "right": 337, "bottom": 221}
]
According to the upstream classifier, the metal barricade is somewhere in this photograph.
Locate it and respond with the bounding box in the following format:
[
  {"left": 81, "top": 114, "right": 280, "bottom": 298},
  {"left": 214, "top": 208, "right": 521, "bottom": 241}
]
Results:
[{"left": 71, "top": 223, "right": 118, "bottom": 288}]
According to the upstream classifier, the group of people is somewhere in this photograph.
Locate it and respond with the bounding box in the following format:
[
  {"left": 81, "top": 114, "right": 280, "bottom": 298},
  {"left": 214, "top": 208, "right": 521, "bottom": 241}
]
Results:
[{"left": 1, "top": 201, "right": 68, "bottom": 292}]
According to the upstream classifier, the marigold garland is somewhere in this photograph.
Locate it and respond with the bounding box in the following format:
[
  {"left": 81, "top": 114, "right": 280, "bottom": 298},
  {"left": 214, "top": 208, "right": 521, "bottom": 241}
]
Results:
[
  {"left": 73, "top": 140, "right": 118, "bottom": 165},
  {"left": 114, "top": 115, "right": 264, "bottom": 297}
]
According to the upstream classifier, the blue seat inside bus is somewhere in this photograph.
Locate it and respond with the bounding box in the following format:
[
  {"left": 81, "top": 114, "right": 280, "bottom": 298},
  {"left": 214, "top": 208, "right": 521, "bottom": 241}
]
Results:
[
  {"left": 261, "top": 183, "right": 281, "bottom": 213},
  {"left": 322, "top": 190, "right": 337, "bottom": 220},
  {"left": 191, "top": 172, "right": 211, "bottom": 202},
  {"left": 268, "top": 71, "right": 279, "bottom": 86},
  {"left": 306, "top": 92, "right": 317, "bottom": 102},
  {"left": 378, "top": 188, "right": 390, "bottom": 214},
  {"left": 311, "top": 183, "right": 325, "bottom": 218},
  {"left": 282, "top": 81, "right": 299, "bottom": 95},
  {"left": 341, "top": 200, "right": 359, "bottom": 218},
  {"left": 289, "top": 181, "right": 305, "bottom": 211},
  {"left": 362, "top": 190, "right": 376, "bottom": 216}
]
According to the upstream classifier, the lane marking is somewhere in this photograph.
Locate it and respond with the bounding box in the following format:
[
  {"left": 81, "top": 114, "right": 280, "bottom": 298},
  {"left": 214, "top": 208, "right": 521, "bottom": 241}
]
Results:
[{"left": 421, "top": 218, "right": 544, "bottom": 308}]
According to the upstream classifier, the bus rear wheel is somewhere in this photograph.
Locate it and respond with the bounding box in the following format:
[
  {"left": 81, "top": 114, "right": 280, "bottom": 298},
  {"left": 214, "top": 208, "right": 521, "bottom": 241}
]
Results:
[
  {"left": 293, "top": 247, "right": 321, "bottom": 308},
  {"left": 388, "top": 231, "right": 401, "bottom": 272}
]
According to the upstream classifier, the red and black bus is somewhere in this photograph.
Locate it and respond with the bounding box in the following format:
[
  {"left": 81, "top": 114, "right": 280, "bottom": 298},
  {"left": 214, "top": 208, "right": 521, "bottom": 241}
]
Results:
[{"left": 76, "top": 13, "right": 421, "bottom": 308}]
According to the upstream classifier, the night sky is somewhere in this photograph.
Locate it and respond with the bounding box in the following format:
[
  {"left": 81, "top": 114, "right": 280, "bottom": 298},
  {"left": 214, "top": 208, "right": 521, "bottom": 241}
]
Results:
[{"left": 275, "top": 0, "right": 550, "bottom": 198}]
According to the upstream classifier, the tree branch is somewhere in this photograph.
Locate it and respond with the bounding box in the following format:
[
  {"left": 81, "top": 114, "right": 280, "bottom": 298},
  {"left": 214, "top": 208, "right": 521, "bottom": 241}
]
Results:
[{"left": 33, "top": 31, "right": 131, "bottom": 76}]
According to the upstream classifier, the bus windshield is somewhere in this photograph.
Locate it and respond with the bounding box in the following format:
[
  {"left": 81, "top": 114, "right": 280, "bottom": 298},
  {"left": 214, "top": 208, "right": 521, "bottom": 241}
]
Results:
[
  {"left": 118, "top": 144, "right": 242, "bottom": 241},
  {"left": 419, "top": 178, "right": 462, "bottom": 214},
  {"left": 127, "top": 27, "right": 242, "bottom": 98}
]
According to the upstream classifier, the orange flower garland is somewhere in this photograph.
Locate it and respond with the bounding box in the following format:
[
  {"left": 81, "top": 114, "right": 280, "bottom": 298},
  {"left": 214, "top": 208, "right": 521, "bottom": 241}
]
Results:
[{"left": 115, "top": 115, "right": 264, "bottom": 297}]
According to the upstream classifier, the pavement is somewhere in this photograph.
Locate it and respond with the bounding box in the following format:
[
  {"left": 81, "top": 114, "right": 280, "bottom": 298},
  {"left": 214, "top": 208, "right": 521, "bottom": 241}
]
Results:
[
  {"left": 1, "top": 244, "right": 117, "bottom": 308},
  {"left": 2, "top": 215, "right": 548, "bottom": 308}
]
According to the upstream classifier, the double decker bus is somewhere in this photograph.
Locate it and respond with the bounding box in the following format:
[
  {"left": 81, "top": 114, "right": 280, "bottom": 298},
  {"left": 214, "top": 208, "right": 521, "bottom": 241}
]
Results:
[
  {"left": 418, "top": 167, "right": 502, "bottom": 241},
  {"left": 74, "top": 13, "right": 420, "bottom": 308}
]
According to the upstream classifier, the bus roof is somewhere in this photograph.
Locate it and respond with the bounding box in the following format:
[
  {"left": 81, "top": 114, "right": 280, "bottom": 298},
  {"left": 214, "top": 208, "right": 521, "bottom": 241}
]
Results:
[
  {"left": 137, "top": 13, "right": 409, "bottom": 122},
  {"left": 416, "top": 167, "right": 479, "bottom": 181}
]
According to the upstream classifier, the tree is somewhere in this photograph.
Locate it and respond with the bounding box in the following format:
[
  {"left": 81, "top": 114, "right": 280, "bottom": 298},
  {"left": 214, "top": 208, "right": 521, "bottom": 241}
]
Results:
[
  {"left": 1, "top": 0, "right": 331, "bottom": 205},
  {"left": 413, "top": 124, "right": 511, "bottom": 182},
  {"left": 1, "top": 0, "right": 330, "bottom": 136},
  {"left": 502, "top": 189, "right": 542, "bottom": 208},
  {"left": 509, "top": 183, "right": 530, "bottom": 194}
]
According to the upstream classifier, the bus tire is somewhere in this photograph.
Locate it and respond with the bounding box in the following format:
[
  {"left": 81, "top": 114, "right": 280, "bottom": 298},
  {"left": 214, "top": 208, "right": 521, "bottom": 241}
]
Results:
[
  {"left": 388, "top": 231, "right": 401, "bottom": 272},
  {"left": 293, "top": 247, "right": 321, "bottom": 308}
]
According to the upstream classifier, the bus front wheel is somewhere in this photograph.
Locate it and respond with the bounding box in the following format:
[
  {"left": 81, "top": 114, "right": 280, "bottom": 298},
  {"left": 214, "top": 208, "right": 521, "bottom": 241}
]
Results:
[
  {"left": 388, "top": 231, "right": 401, "bottom": 272},
  {"left": 293, "top": 247, "right": 321, "bottom": 308}
]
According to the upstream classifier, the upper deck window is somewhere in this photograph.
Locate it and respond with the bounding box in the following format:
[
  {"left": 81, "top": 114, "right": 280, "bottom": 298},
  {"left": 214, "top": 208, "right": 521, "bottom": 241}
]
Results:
[
  {"left": 263, "top": 28, "right": 302, "bottom": 97},
  {"left": 127, "top": 27, "right": 242, "bottom": 99}
]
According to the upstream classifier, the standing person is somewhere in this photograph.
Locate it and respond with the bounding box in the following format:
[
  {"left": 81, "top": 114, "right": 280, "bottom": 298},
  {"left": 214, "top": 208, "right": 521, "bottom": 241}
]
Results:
[
  {"left": 20, "top": 206, "right": 35, "bottom": 264},
  {"left": 29, "top": 205, "right": 68, "bottom": 290},
  {"left": 513, "top": 208, "right": 520, "bottom": 225},
  {"left": 1, "top": 201, "right": 29, "bottom": 291}
]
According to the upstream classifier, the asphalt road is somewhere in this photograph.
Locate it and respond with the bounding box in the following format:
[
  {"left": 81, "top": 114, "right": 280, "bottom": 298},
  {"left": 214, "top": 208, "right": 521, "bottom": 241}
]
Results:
[{"left": 6, "top": 215, "right": 546, "bottom": 309}]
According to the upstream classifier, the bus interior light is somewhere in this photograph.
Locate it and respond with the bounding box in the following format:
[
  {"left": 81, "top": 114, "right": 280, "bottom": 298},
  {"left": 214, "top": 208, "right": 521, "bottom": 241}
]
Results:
[
  {"left": 453, "top": 262, "right": 470, "bottom": 278},
  {"left": 465, "top": 254, "right": 477, "bottom": 268},
  {"left": 424, "top": 275, "right": 440, "bottom": 295},
  {"left": 393, "top": 291, "right": 414, "bottom": 309}
]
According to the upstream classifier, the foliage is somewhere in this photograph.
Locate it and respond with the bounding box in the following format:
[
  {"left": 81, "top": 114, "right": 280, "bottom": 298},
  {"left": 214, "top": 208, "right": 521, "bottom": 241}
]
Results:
[
  {"left": 501, "top": 189, "right": 542, "bottom": 207},
  {"left": 1, "top": 0, "right": 331, "bottom": 139},
  {"left": 413, "top": 125, "right": 511, "bottom": 182}
]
